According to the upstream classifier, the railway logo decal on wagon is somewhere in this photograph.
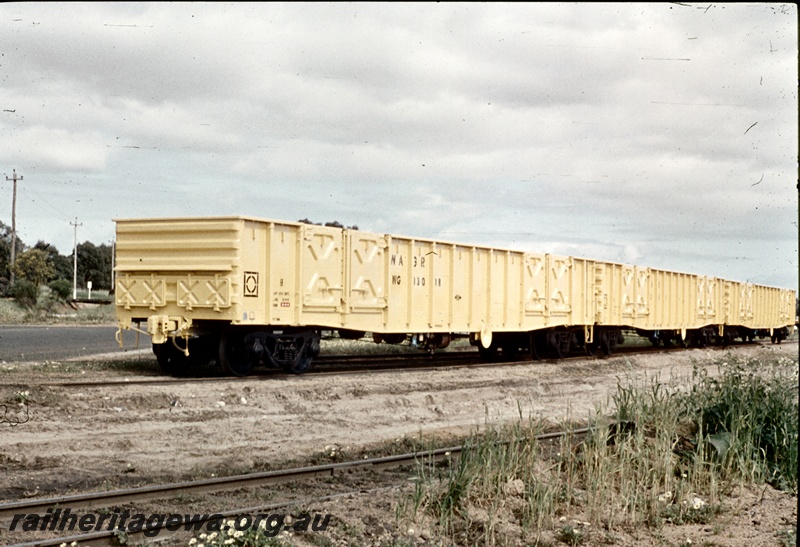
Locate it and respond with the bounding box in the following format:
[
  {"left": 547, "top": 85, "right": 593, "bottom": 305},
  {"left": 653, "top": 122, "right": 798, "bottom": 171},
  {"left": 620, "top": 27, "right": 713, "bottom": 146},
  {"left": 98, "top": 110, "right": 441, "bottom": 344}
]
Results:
[
  {"left": 113, "top": 216, "right": 796, "bottom": 377},
  {"left": 243, "top": 271, "right": 259, "bottom": 297}
]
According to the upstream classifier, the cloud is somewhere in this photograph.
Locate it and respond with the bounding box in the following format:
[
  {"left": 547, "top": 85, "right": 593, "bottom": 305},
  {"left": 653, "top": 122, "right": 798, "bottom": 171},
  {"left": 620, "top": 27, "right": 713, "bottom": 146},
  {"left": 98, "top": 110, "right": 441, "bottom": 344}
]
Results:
[
  {"left": 0, "top": 2, "right": 795, "bottom": 290},
  {"left": 1, "top": 125, "right": 109, "bottom": 171}
]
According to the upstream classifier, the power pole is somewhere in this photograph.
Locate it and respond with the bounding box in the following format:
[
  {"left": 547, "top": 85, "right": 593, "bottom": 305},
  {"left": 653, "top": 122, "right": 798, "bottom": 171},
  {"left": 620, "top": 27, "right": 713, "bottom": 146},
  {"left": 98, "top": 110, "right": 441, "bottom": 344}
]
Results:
[
  {"left": 110, "top": 239, "right": 115, "bottom": 293},
  {"left": 71, "top": 217, "right": 82, "bottom": 299},
  {"left": 5, "top": 169, "right": 22, "bottom": 285}
]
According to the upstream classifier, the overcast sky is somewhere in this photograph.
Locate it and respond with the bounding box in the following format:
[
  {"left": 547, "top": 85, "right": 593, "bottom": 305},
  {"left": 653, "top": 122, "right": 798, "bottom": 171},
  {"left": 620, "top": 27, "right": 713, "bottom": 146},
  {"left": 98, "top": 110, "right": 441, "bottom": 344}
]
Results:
[{"left": 0, "top": 2, "right": 796, "bottom": 289}]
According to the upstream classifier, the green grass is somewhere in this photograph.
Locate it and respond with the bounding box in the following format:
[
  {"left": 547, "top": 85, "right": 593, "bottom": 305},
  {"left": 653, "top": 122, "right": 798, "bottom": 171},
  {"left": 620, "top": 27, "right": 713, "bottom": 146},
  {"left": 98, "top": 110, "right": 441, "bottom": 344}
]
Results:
[
  {"left": 776, "top": 524, "right": 797, "bottom": 547},
  {"left": 401, "top": 353, "right": 798, "bottom": 545},
  {"left": 0, "top": 297, "right": 28, "bottom": 323},
  {"left": 0, "top": 296, "right": 115, "bottom": 325}
]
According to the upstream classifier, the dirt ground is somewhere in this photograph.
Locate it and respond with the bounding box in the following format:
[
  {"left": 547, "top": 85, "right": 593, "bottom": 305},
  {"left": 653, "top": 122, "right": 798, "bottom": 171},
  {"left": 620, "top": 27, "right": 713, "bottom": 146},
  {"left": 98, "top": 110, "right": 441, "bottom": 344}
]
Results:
[{"left": 0, "top": 341, "right": 797, "bottom": 546}]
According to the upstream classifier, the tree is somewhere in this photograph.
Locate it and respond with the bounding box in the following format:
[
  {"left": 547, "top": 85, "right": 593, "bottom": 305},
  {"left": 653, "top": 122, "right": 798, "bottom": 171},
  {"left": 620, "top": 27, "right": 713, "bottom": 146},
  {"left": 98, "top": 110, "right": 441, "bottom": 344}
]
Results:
[
  {"left": 0, "top": 228, "right": 116, "bottom": 295},
  {"left": 0, "top": 220, "right": 26, "bottom": 291},
  {"left": 48, "top": 278, "right": 72, "bottom": 300},
  {"left": 13, "top": 248, "right": 54, "bottom": 288},
  {"left": 297, "top": 219, "right": 359, "bottom": 230},
  {"left": 10, "top": 279, "right": 37, "bottom": 308},
  {"left": 76, "top": 241, "right": 112, "bottom": 290},
  {"left": 34, "top": 240, "right": 72, "bottom": 282}
]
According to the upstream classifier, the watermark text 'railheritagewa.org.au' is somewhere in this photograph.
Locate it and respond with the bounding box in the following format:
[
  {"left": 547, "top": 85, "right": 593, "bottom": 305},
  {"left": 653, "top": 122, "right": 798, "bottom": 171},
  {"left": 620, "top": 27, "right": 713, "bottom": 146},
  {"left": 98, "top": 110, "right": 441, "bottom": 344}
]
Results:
[{"left": 9, "top": 508, "right": 331, "bottom": 538}]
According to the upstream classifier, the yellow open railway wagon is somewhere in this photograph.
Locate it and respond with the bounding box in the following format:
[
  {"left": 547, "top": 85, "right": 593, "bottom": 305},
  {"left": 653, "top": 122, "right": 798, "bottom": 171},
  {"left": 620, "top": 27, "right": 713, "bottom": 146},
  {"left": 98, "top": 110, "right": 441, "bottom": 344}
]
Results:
[{"left": 114, "top": 216, "right": 796, "bottom": 376}]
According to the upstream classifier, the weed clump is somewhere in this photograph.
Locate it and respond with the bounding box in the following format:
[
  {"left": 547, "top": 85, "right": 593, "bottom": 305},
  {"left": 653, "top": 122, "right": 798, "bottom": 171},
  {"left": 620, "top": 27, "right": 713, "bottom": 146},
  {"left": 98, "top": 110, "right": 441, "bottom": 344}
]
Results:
[
  {"left": 402, "top": 354, "right": 798, "bottom": 545},
  {"left": 680, "top": 358, "right": 798, "bottom": 492}
]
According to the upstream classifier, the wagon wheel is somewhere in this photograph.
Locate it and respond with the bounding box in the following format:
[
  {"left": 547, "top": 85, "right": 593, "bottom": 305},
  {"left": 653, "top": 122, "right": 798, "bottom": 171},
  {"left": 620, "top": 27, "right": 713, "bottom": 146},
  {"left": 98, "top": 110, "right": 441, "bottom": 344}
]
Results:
[
  {"left": 548, "top": 331, "right": 570, "bottom": 359},
  {"left": 338, "top": 329, "right": 366, "bottom": 340},
  {"left": 607, "top": 330, "right": 621, "bottom": 355},
  {"left": 558, "top": 335, "right": 571, "bottom": 358},
  {"left": 692, "top": 331, "right": 706, "bottom": 348},
  {"left": 530, "top": 340, "right": 541, "bottom": 360},
  {"left": 723, "top": 331, "right": 735, "bottom": 346},
  {"left": 154, "top": 336, "right": 218, "bottom": 376},
  {"left": 604, "top": 333, "right": 617, "bottom": 356},
  {"left": 589, "top": 331, "right": 605, "bottom": 357},
  {"left": 584, "top": 337, "right": 596, "bottom": 357},
  {"left": 530, "top": 332, "right": 546, "bottom": 361},
  {"left": 153, "top": 342, "right": 192, "bottom": 377},
  {"left": 219, "top": 330, "right": 257, "bottom": 377},
  {"left": 285, "top": 354, "right": 313, "bottom": 374},
  {"left": 382, "top": 333, "right": 407, "bottom": 345}
]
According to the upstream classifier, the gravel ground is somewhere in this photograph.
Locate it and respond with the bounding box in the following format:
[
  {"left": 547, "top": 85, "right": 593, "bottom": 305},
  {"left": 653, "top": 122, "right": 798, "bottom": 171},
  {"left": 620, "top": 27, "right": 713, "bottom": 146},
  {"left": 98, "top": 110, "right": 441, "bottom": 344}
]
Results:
[{"left": 0, "top": 341, "right": 796, "bottom": 546}]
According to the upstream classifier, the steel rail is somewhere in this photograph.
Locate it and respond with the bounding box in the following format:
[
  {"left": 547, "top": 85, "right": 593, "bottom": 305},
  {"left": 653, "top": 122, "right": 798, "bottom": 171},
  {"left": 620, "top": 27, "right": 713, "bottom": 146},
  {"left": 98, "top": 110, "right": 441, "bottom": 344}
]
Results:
[
  {"left": 5, "top": 487, "right": 397, "bottom": 547},
  {"left": 0, "top": 428, "right": 592, "bottom": 523},
  {"left": 4, "top": 427, "right": 595, "bottom": 545},
  {"left": 3, "top": 339, "right": 791, "bottom": 390},
  {"left": 0, "top": 351, "right": 481, "bottom": 388},
  {"left": 0, "top": 447, "right": 456, "bottom": 522}
]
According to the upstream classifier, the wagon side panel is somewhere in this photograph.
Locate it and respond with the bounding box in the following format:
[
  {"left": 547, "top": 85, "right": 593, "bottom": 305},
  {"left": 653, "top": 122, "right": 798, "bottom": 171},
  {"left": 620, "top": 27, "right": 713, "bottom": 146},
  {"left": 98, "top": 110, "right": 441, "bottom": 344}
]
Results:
[
  {"left": 780, "top": 289, "right": 796, "bottom": 327},
  {"left": 522, "top": 253, "right": 548, "bottom": 330},
  {"left": 546, "top": 254, "right": 573, "bottom": 328},
  {"left": 591, "top": 261, "right": 613, "bottom": 327},
  {"left": 115, "top": 218, "right": 245, "bottom": 330},
  {"left": 297, "top": 223, "right": 347, "bottom": 329},
  {"left": 430, "top": 243, "right": 454, "bottom": 330},
  {"left": 384, "top": 237, "right": 412, "bottom": 333},
  {"left": 344, "top": 229, "right": 388, "bottom": 332},
  {"left": 485, "top": 249, "right": 524, "bottom": 331},
  {"left": 738, "top": 283, "right": 754, "bottom": 327},
  {"left": 468, "top": 247, "right": 491, "bottom": 332},
  {"left": 450, "top": 246, "right": 472, "bottom": 331},
  {"left": 570, "top": 257, "right": 592, "bottom": 329},
  {"left": 649, "top": 269, "right": 665, "bottom": 329},
  {"left": 235, "top": 219, "right": 268, "bottom": 326}
]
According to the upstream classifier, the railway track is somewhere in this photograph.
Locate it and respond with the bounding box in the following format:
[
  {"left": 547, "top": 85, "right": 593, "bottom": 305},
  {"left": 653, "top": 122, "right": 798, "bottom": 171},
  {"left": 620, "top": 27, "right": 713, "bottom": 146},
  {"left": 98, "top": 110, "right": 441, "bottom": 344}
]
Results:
[
  {"left": 0, "top": 427, "right": 592, "bottom": 546},
  {"left": 5, "top": 488, "right": 384, "bottom": 547},
  {"left": 2, "top": 339, "right": 792, "bottom": 390}
]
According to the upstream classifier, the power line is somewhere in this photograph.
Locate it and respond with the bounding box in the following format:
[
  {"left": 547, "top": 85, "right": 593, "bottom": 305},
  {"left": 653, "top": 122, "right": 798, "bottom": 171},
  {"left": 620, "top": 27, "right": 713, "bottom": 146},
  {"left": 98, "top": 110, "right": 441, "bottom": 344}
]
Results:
[
  {"left": 22, "top": 186, "right": 72, "bottom": 220},
  {"left": 12, "top": 185, "right": 111, "bottom": 250}
]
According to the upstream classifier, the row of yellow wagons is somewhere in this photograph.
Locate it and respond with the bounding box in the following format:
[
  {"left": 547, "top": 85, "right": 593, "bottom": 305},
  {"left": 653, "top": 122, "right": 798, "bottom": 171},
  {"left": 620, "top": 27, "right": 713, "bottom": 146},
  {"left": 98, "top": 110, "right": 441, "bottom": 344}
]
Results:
[{"left": 113, "top": 216, "right": 796, "bottom": 376}]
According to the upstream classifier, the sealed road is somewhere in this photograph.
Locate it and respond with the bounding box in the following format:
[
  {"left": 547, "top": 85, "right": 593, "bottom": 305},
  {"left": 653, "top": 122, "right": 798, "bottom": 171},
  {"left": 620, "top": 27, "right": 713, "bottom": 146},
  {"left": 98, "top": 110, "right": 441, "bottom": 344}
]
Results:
[{"left": 0, "top": 325, "right": 151, "bottom": 362}]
